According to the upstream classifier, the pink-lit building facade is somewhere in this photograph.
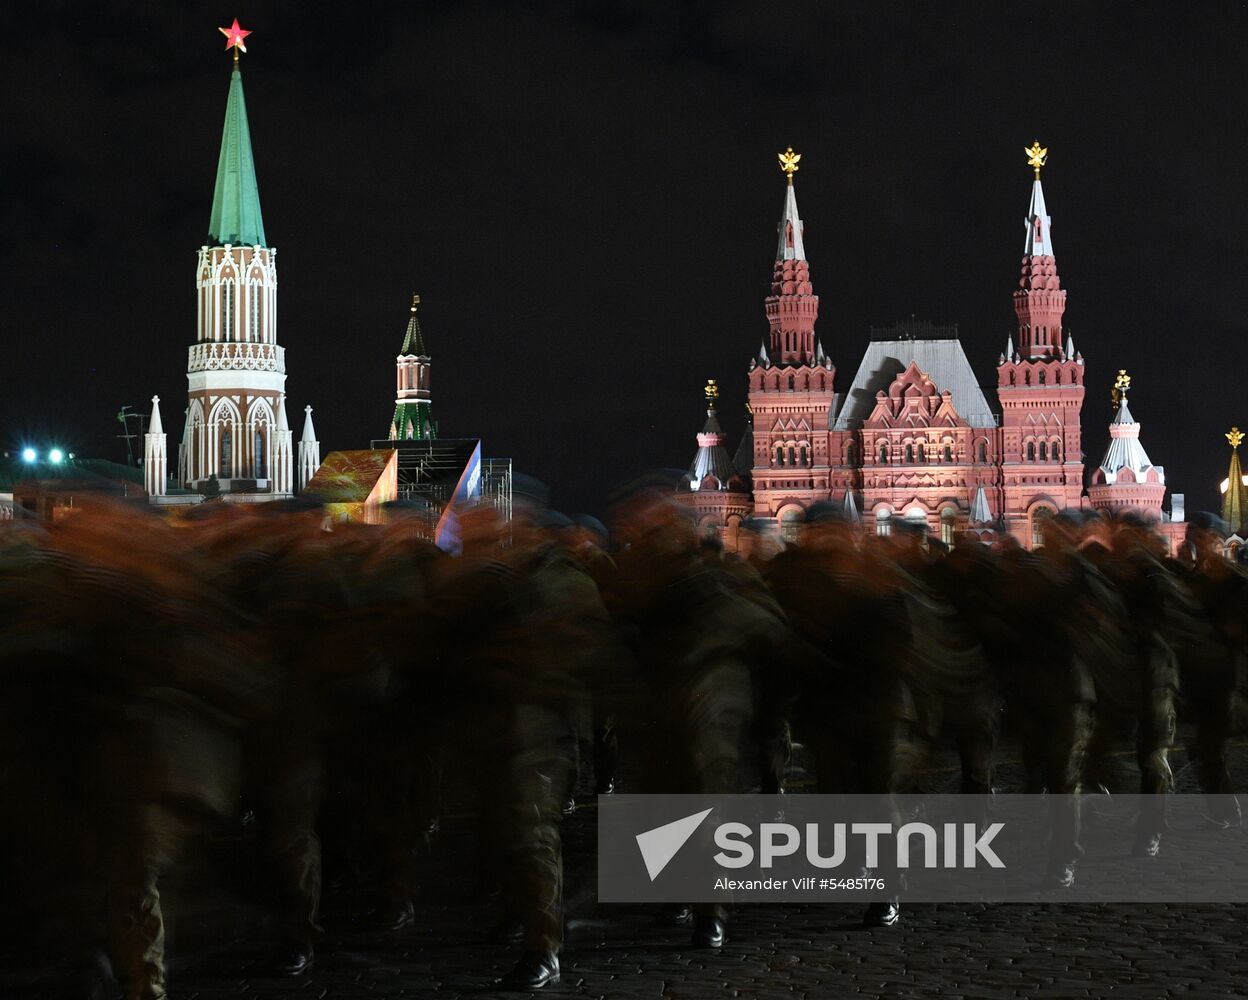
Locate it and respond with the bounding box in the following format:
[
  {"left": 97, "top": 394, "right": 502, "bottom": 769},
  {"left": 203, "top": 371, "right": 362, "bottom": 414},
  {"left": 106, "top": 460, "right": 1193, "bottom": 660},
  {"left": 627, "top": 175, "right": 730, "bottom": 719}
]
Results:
[{"left": 679, "top": 149, "right": 1184, "bottom": 550}]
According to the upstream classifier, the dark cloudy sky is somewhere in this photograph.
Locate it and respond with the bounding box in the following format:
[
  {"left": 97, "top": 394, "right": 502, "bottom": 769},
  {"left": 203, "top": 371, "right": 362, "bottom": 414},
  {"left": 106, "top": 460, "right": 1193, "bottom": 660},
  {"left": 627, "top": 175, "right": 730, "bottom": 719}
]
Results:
[{"left": 5, "top": 2, "right": 1246, "bottom": 515}]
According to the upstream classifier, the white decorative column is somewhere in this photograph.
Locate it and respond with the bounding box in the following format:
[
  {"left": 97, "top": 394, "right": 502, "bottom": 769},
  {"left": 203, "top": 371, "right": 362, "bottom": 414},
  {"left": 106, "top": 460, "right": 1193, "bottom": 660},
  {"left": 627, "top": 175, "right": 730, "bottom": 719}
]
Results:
[{"left": 144, "top": 395, "right": 168, "bottom": 497}]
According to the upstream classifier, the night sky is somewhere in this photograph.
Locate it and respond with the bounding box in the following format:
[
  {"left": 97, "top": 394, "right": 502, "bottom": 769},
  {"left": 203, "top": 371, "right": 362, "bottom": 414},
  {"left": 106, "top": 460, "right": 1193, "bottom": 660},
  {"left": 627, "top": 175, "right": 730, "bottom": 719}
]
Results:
[{"left": 6, "top": 2, "right": 1246, "bottom": 516}]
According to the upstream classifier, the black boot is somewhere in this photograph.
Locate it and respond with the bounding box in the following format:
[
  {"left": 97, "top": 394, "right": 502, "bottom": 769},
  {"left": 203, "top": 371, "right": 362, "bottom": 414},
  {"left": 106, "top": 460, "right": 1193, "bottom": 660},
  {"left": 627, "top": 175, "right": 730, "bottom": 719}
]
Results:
[
  {"left": 270, "top": 940, "right": 314, "bottom": 976},
  {"left": 499, "top": 951, "right": 560, "bottom": 989},
  {"left": 691, "top": 914, "right": 725, "bottom": 948},
  {"left": 862, "top": 899, "right": 900, "bottom": 928}
]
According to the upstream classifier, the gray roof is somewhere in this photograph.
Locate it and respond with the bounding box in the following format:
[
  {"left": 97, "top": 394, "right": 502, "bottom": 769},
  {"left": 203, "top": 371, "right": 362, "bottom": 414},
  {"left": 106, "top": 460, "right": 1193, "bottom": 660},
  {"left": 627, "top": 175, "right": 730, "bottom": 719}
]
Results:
[
  {"left": 832, "top": 338, "right": 997, "bottom": 430},
  {"left": 686, "top": 410, "right": 738, "bottom": 491}
]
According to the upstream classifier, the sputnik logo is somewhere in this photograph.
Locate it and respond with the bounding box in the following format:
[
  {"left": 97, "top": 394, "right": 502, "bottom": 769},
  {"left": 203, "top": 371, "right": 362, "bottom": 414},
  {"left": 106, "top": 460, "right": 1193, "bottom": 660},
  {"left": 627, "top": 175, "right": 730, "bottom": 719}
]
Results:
[{"left": 635, "top": 808, "right": 713, "bottom": 881}]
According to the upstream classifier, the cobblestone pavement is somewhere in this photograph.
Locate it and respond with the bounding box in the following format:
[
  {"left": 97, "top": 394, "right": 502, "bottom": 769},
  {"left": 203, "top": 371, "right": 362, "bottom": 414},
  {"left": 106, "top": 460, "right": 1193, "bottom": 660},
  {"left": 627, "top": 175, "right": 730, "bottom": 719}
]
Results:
[{"left": 3, "top": 737, "right": 1246, "bottom": 999}]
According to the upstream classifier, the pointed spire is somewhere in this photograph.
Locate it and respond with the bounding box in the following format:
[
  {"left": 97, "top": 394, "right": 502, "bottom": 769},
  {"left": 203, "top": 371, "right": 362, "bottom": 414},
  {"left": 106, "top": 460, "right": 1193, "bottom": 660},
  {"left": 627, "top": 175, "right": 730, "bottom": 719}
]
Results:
[
  {"left": 843, "top": 489, "right": 860, "bottom": 524},
  {"left": 1023, "top": 176, "right": 1054, "bottom": 256},
  {"left": 144, "top": 395, "right": 167, "bottom": 498},
  {"left": 400, "top": 293, "right": 427, "bottom": 355},
  {"left": 148, "top": 394, "right": 164, "bottom": 435},
  {"left": 687, "top": 380, "right": 737, "bottom": 491},
  {"left": 1006, "top": 333, "right": 1015, "bottom": 359},
  {"left": 301, "top": 404, "right": 317, "bottom": 444},
  {"left": 758, "top": 339, "right": 770, "bottom": 367},
  {"left": 971, "top": 485, "right": 992, "bottom": 525},
  {"left": 776, "top": 182, "right": 806, "bottom": 262},
  {"left": 1223, "top": 428, "right": 1246, "bottom": 534},
  {"left": 276, "top": 394, "right": 289, "bottom": 432},
  {"left": 208, "top": 62, "right": 266, "bottom": 246},
  {"left": 1065, "top": 332, "right": 1075, "bottom": 359}
]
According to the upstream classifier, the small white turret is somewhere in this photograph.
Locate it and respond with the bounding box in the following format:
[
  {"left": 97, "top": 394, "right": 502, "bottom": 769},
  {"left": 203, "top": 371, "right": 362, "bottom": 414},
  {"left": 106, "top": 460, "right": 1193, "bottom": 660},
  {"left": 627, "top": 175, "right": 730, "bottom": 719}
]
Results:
[
  {"left": 272, "top": 395, "right": 294, "bottom": 496},
  {"left": 144, "top": 395, "right": 168, "bottom": 497},
  {"left": 297, "top": 404, "right": 321, "bottom": 492}
]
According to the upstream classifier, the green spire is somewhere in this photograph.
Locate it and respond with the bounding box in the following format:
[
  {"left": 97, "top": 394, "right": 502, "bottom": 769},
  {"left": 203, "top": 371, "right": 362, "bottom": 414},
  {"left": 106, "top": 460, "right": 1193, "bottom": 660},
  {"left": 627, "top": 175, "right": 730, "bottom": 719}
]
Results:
[
  {"left": 208, "top": 67, "right": 266, "bottom": 247},
  {"left": 400, "top": 294, "right": 427, "bottom": 355}
]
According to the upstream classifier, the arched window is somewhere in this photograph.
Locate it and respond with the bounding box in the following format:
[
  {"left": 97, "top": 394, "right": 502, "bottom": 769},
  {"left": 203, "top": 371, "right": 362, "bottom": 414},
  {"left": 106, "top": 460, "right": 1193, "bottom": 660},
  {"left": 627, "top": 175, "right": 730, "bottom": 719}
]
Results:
[
  {"left": 917, "top": 442, "right": 926, "bottom": 463},
  {"left": 776, "top": 446, "right": 784, "bottom": 466},
  {"left": 1039, "top": 442, "right": 1048, "bottom": 462},
  {"left": 1009, "top": 371, "right": 1016, "bottom": 385},
  {"left": 220, "top": 279, "right": 235, "bottom": 340},
  {"left": 1054, "top": 369, "right": 1062, "bottom": 385},
  {"left": 788, "top": 374, "right": 796, "bottom": 390},
  {"left": 788, "top": 446, "right": 796, "bottom": 467},
  {"left": 941, "top": 508, "right": 957, "bottom": 547},
  {"left": 254, "top": 428, "right": 266, "bottom": 479},
  {"left": 944, "top": 443, "right": 953, "bottom": 462},
  {"left": 905, "top": 444, "right": 915, "bottom": 463},
  {"left": 799, "top": 446, "right": 808, "bottom": 467},
  {"left": 1024, "top": 371, "right": 1031, "bottom": 386},
  {"left": 780, "top": 509, "right": 802, "bottom": 544},
  {"left": 249, "top": 283, "right": 262, "bottom": 341},
  {"left": 846, "top": 441, "right": 857, "bottom": 466},
  {"left": 1052, "top": 440, "right": 1061, "bottom": 462},
  {"left": 1032, "top": 507, "right": 1054, "bottom": 550},
  {"left": 1026, "top": 441, "right": 1036, "bottom": 461},
  {"left": 977, "top": 440, "right": 987, "bottom": 463},
  {"left": 879, "top": 443, "right": 888, "bottom": 464},
  {"left": 876, "top": 510, "right": 892, "bottom": 537},
  {"left": 219, "top": 427, "right": 232, "bottom": 477}
]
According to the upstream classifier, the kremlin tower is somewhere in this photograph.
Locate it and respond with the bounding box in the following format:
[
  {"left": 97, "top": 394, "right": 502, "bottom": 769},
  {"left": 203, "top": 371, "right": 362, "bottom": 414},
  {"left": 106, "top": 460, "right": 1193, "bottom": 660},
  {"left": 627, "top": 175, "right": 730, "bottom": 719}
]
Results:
[
  {"left": 1221, "top": 427, "right": 1246, "bottom": 535},
  {"left": 1087, "top": 371, "right": 1166, "bottom": 516},
  {"left": 150, "top": 23, "right": 319, "bottom": 502},
  {"left": 390, "top": 295, "right": 436, "bottom": 441},
  {"left": 676, "top": 380, "right": 751, "bottom": 547}
]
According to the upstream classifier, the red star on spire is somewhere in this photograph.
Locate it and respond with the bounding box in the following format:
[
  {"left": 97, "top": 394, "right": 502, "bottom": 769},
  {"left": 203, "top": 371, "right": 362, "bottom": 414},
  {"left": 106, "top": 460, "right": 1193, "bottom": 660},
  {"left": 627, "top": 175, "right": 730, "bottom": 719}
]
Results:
[{"left": 218, "top": 18, "right": 252, "bottom": 53}]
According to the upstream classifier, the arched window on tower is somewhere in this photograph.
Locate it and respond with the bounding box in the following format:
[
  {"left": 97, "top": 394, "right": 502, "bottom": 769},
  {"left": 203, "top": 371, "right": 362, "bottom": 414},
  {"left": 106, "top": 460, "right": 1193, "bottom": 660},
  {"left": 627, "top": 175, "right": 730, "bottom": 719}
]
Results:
[
  {"left": 917, "top": 442, "right": 926, "bottom": 463},
  {"left": 1026, "top": 441, "right": 1036, "bottom": 461},
  {"left": 905, "top": 444, "right": 915, "bottom": 463},
  {"left": 219, "top": 427, "right": 232, "bottom": 478},
  {"left": 1052, "top": 439, "right": 1061, "bottom": 462},
  {"left": 775, "top": 446, "right": 784, "bottom": 467},
  {"left": 1039, "top": 442, "right": 1048, "bottom": 462},
  {"left": 221, "top": 280, "right": 235, "bottom": 340},
  {"left": 1039, "top": 370, "right": 1047, "bottom": 385},
  {"left": 254, "top": 428, "right": 267, "bottom": 479},
  {"left": 249, "top": 283, "right": 261, "bottom": 342},
  {"left": 799, "top": 445, "right": 808, "bottom": 467},
  {"left": 879, "top": 443, "right": 888, "bottom": 464},
  {"left": 788, "top": 374, "right": 796, "bottom": 390},
  {"left": 944, "top": 441, "right": 953, "bottom": 463},
  {"left": 846, "top": 441, "right": 857, "bottom": 466},
  {"left": 977, "top": 440, "right": 987, "bottom": 463},
  {"left": 788, "top": 446, "right": 796, "bottom": 467}
]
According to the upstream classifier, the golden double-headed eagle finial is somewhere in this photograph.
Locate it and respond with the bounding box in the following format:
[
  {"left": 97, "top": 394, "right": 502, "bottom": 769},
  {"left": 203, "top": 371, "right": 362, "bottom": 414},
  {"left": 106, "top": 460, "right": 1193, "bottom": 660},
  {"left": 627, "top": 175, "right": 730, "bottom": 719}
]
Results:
[
  {"left": 704, "top": 378, "right": 720, "bottom": 405},
  {"left": 1111, "top": 369, "right": 1131, "bottom": 408},
  {"left": 1229, "top": 427, "right": 1245, "bottom": 450},
  {"left": 778, "top": 147, "right": 801, "bottom": 184},
  {"left": 1025, "top": 140, "right": 1048, "bottom": 179}
]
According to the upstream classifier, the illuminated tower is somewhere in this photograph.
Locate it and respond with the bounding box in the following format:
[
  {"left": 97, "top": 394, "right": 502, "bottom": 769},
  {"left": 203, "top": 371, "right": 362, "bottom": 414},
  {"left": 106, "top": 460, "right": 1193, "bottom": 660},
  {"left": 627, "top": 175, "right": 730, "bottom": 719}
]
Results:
[
  {"left": 748, "top": 148, "right": 837, "bottom": 526},
  {"left": 995, "top": 141, "right": 1086, "bottom": 538},
  {"left": 1087, "top": 371, "right": 1166, "bottom": 517},
  {"left": 177, "top": 24, "right": 309, "bottom": 497},
  {"left": 1222, "top": 427, "right": 1246, "bottom": 534},
  {"left": 390, "top": 294, "right": 436, "bottom": 440},
  {"left": 676, "top": 380, "right": 751, "bottom": 548}
]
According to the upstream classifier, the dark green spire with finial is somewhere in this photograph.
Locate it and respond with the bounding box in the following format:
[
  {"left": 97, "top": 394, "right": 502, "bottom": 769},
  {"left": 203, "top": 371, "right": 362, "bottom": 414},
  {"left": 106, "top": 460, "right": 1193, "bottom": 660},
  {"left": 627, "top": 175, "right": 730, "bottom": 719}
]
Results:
[
  {"left": 208, "top": 34, "right": 266, "bottom": 247},
  {"left": 391, "top": 294, "right": 436, "bottom": 441},
  {"left": 400, "top": 293, "right": 427, "bottom": 355}
]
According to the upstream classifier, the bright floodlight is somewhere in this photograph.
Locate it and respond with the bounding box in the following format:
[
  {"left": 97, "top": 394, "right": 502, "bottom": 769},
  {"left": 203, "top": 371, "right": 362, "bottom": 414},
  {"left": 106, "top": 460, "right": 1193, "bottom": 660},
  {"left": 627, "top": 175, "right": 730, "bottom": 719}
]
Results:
[
  {"left": 49, "top": 448, "right": 64, "bottom": 463},
  {"left": 21, "top": 448, "right": 36, "bottom": 463}
]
